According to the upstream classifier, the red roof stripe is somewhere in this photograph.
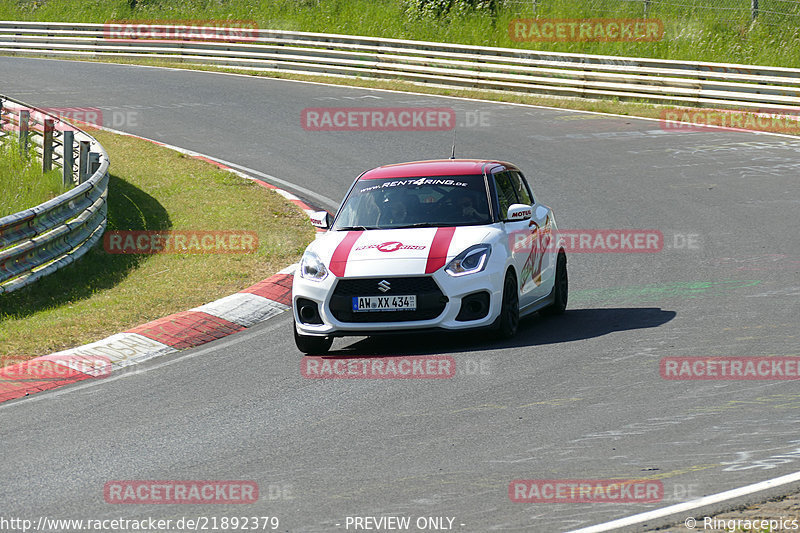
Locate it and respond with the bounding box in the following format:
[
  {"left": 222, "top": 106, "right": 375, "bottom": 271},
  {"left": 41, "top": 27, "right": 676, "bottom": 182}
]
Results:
[{"left": 359, "top": 159, "right": 505, "bottom": 180}]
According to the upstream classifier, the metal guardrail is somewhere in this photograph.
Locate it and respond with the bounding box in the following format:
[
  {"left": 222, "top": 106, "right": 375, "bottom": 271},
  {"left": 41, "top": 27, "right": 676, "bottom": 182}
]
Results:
[
  {"left": 511, "top": 0, "right": 800, "bottom": 23},
  {"left": 1, "top": 21, "right": 800, "bottom": 112},
  {"left": 0, "top": 94, "right": 109, "bottom": 294}
]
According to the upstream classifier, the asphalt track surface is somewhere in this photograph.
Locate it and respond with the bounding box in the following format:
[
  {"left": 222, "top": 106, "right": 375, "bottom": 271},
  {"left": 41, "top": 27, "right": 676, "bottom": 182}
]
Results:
[{"left": 1, "top": 57, "right": 799, "bottom": 532}]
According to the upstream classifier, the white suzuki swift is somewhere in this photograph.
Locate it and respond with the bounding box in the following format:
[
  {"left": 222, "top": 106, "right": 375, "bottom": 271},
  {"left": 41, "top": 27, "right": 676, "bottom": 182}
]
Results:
[{"left": 292, "top": 159, "right": 568, "bottom": 354}]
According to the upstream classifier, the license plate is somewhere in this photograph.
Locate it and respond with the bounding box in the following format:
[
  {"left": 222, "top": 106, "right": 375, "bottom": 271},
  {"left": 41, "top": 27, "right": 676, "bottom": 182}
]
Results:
[{"left": 352, "top": 295, "right": 417, "bottom": 312}]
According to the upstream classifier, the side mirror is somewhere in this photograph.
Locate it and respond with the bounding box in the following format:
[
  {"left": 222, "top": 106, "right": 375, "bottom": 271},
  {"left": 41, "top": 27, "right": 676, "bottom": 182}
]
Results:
[
  {"left": 309, "top": 211, "right": 332, "bottom": 229},
  {"left": 534, "top": 204, "right": 550, "bottom": 220},
  {"left": 506, "top": 204, "right": 532, "bottom": 221}
]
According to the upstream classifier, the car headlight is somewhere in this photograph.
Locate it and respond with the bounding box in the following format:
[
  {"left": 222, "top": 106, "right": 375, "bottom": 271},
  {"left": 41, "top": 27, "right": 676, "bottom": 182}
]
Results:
[
  {"left": 299, "top": 250, "right": 328, "bottom": 281},
  {"left": 445, "top": 244, "right": 491, "bottom": 277}
]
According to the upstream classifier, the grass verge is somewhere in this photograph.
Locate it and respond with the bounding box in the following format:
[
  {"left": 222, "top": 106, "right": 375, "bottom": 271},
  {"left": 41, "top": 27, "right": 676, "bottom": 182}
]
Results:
[
  {"left": 0, "top": 137, "right": 66, "bottom": 218},
  {"left": 0, "top": 0, "right": 798, "bottom": 67},
  {"left": 0, "top": 129, "right": 314, "bottom": 360}
]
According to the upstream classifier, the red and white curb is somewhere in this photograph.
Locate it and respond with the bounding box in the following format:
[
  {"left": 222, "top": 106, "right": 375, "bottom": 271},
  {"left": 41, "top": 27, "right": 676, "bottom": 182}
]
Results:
[{"left": 0, "top": 130, "right": 318, "bottom": 404}]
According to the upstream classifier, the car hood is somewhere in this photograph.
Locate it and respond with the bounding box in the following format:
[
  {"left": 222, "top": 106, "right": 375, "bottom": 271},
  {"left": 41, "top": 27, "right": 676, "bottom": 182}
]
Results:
[{"left": 309, "top": 226, "right": 493, "bottom": 277}]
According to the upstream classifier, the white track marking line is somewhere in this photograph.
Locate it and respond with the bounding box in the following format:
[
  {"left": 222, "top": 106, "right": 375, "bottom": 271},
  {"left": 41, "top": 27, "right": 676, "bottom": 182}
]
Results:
[
  {"left": 566, "top": 470, "right": 800, "bottom": 532},
  {"left": 0, "top": 313, "right": 290, "bottom": 411}
]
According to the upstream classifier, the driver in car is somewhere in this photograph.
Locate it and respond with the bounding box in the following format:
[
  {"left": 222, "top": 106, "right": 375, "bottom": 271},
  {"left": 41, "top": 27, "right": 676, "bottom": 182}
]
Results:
[
  {"left": 454, "top": 192, "right": 485, "bottom": 221},
  {"left": 381, "top": 190, "right": 411, "bottom": 225}
]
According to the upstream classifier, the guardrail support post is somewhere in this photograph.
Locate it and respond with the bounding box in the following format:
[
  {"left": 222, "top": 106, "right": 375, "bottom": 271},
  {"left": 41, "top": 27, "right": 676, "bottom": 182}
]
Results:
[
  {"left": 752, "top": 0, "right": 759, "bottom": 20},
  {"left": 19, "top": 109, "right": 29, "bottom": 153},
  {"left": 43, "top": 118, "right": 54, "bottom": 172},
  {"left": 62, "top": 130, "right": 74, "bottom": 187},
  {"left": 0, "top": 93, "right": 110, "bottom": 295},
  {"left": 88, "top": 152, "right": 100, "bottom": 177},
  {"left": 78, "top": 140, "right": 90, "bottom": 183}
]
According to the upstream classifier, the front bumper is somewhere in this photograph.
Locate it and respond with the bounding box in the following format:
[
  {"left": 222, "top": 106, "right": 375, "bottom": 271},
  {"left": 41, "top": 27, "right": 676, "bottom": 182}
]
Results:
[{"left": 292, "top": 268, "right": 504, "bottom": 336}]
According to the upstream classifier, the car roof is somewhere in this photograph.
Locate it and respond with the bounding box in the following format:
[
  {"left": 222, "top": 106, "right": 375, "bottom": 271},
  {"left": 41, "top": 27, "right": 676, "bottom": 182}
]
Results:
[{"left": 359, "top": 159, "right": 516, "bottom": 180}]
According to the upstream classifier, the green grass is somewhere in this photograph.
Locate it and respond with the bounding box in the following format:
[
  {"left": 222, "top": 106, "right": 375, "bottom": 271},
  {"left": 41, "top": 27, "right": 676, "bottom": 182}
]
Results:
[
  {"left": 0, "top": 0, "right": 798, "bottom": 67},
  {"left": 0, "top": 130, "right": 314, "bottom": 359},
  {"left": 0, "top": 137, "right": 66, "bottom": 218}
]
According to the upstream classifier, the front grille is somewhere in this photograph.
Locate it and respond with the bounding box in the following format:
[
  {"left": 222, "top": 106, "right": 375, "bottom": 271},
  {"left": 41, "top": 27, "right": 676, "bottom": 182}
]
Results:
[
  {"left": 329, "top": 276, "right": 448, "bottom": 323},
  {"left": 334, "top": 277, "right": 440, "bottom": 295}
]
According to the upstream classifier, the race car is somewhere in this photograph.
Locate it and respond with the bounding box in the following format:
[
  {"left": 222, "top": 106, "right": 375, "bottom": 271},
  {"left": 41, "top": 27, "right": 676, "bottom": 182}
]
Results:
[{"left": 291, "top": 159, "right": 568, "bottom": 354}]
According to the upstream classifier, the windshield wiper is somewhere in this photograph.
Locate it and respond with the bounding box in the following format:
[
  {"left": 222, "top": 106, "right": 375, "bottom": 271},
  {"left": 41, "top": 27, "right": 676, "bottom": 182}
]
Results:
[
  {"left": 394, "top": 222, "right": 488, "bottom": 229},
  {"left": 391, "top": 223, "right": 442, "bottom": 229},
  {"left": 335, "top": 225, "right": 374, "bottom": 231}
]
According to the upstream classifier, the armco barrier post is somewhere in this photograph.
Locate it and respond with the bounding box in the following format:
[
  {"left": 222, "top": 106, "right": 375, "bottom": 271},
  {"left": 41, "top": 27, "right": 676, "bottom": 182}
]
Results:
[
  {"left": 43, "top": 118, "right": 54, "bottom": 172},
  {"left": 62, "top": 130, "right": 74, "bottom": 187},
  {"left": 78, "top": 140, "right": 90, "bottom": 183},
  {"left": 0, "top": 93, "right": 110, "bottom": 295},
  {"left": 19, "top": 109, "right": 29, "bottom": 153},
  {"left": 89, "top": 152, "right": 100, "bottom": 176}
]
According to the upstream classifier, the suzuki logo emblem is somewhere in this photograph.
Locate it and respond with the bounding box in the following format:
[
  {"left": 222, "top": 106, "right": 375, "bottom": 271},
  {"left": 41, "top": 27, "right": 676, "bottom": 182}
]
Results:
[{"left": 378, "top": 280, "right": 391, "bottom": 292}]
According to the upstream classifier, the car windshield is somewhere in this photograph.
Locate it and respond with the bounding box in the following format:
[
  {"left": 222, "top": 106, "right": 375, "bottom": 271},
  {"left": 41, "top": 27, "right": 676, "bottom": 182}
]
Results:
[{"left": 333, "top": 174, "right": 491, "bottom": 230}]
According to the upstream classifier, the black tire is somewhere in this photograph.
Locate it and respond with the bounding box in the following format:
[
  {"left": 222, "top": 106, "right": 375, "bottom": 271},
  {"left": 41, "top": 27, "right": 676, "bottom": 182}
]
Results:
[
  {"left": 494, "top": 271, "right": 520, "bottom": 339},
  {"left": 542, "top": 251, "right": 568, "bottom": 316},
  {"left": 294, "top": 322, "right": 333, "bottom": 354}
]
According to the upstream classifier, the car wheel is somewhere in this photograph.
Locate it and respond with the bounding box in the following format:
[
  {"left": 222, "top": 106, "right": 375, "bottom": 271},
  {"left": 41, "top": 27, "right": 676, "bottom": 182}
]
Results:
[
  {"left": 542, "top": 251, "right": 568, "bottom": 316},
  {"left": 293, "top": 322, "right": 333, "bottom": 354},
  {"left": 494, "top": 271, "right": 519, "bottom": 339}
]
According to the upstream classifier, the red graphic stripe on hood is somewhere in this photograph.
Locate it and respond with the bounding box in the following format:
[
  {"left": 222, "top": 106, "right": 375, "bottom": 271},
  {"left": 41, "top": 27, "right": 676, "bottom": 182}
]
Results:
[
  {"left": 329, "top": 231, "right": 363, "bottom": 277},
  {"left": 425, "top": 227, "right": 456, "bottom": 274}
]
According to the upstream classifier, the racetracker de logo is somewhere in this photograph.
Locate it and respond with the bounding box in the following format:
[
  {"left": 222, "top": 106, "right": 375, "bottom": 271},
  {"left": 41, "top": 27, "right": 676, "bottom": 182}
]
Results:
[
  {"left": 301, "top": 108, "right": 456, "bottom": 131},
  {"left": 660, "top": 357, "right": 800, "bottom": 380},
  {"left": 0, "top": 107, "right": 102, "bottom": 132},
  {"left": 104, "top": 481, "right": 258, "bottom": 504},
  {"left": 660, "top": 108, "right": 800, "bottom": 135},
  {"left": 301, "top": 356, "right": 456, "bottom": 379},
  {"left": 104, "top": 230, "right": 258, "bottom": 254},
  {"left": 509, "top": 479, "right": 663, "bottom": 503},
  {"left": 509, "top": 18, "right": 664, "bottom": 42},
  {"left": 103, "top": 20, "right": 259, "bottom": 42},
  {"left": 0, "top": 354, "right": 112, "bottom": 379},
  {"left": 510, "top": 229, "right": 663, "bottom": 253}
]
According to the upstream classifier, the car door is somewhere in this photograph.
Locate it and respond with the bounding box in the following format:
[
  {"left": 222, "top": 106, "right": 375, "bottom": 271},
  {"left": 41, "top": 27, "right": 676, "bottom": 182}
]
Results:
[
  {"left": 491, "top": 169, "right": 539, "bottom": 308},
  {"left": 511, "top": 170, "right": 554, "bottom": 301}
]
